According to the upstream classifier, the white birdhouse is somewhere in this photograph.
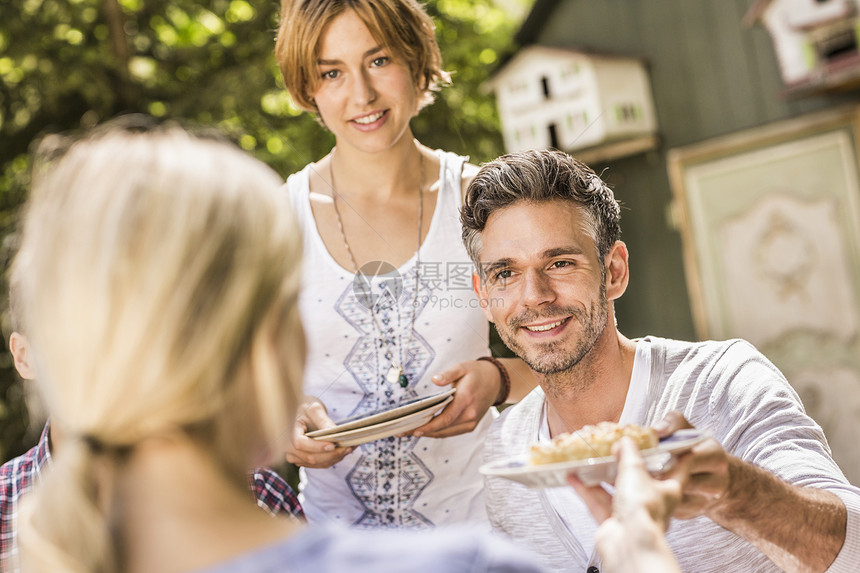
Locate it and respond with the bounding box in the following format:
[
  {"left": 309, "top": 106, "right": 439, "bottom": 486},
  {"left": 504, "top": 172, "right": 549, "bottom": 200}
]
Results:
[
  {"left": 744, "top": 0, "right": 860, "bottom": 92},
  {"left": 486, "top": 45, "right": 658, "bottom": 163}
]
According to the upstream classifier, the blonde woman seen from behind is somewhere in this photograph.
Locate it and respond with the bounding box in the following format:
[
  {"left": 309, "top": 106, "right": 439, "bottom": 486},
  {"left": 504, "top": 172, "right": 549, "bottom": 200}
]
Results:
[{"left": 13, "top": 124, "right": 545, "bottom": 573}]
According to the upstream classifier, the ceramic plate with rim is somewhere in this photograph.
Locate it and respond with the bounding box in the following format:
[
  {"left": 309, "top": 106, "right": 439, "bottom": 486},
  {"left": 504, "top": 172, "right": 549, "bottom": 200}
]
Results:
[
  {"left": 305, "top": 388, "right": 457, "bottom": 438},
  {"left": 479, "top": 429, "right": 710, "bottom": 488},
  {"left": 308, "top": 395, "right": 455, "bottom": 447}
]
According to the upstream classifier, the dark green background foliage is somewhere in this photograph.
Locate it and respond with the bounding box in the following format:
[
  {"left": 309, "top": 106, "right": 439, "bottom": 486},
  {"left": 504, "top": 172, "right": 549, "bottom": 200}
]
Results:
[{"left": 0, "top": 0, "right": 519, "bottom": 462}]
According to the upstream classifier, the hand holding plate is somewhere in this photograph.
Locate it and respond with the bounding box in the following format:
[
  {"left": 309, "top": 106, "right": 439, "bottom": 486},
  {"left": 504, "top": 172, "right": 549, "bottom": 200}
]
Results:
[
  {"left": 567, "top": 437, "right": 688, "bottom": 527},
  {"left": 286, "top": 396, "right": 354, "bottom": 468},
  {"left": 653, "top": 410, "right": 731, "bottom": 520},
  {"left": 410, "top": 359, "right": 499, "bottom": 438},
  {"left": 574, "top": 438, "right": 684, "bottom": 573}
]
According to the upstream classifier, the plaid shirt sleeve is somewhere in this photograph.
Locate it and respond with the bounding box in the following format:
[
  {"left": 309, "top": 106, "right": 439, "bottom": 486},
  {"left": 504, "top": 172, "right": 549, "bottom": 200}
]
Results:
[
  {"left": 248, "top": 466, "right": 305, "bottom": 521},
  {"left": 1, "top": 423, "right": 51, "bottom": 573}
]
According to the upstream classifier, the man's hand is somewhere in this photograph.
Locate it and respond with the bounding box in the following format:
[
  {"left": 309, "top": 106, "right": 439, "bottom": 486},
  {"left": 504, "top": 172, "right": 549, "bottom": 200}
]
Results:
[
  {"left": 285, "top": 397, "right": 354, "bottom": 468},
  {"left": 654, "top": 410, "right": 732, "bottom": 519},
  {"left": 408, "top": 359, "right": 501, "bottom": 438}
]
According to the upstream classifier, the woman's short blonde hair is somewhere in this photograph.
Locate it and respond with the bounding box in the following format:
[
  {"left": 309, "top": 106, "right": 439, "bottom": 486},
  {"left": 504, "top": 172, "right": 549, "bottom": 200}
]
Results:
[
  {"left": 14, "top": 121, "right": 304, "bottom": 572},
  {"left": 276, "top": 0, "right": 449, "bottom": 113}
]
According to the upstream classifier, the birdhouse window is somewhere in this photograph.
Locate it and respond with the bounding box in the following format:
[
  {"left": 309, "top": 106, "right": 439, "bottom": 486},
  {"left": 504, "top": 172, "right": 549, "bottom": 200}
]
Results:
[
  {"left": 616, "top": 103, "right": 640, "bottom": 122},
  {"left": 814, "top": 23, "right": 858, "bottom": 62},
  {"left": 548, "top": 123, "right": 559, "bottom": 149}
]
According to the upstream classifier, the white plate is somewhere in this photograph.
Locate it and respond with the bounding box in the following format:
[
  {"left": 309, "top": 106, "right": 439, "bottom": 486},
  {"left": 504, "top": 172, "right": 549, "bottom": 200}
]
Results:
[
  {"left": 479, "top": 429, "right": 710, "bottom": 488},
  {"left": 305, "top": 388, "right": 457, "bottom": 438},
  {"left": 310, "top": 395, "right": 455, "bottom": 447}
]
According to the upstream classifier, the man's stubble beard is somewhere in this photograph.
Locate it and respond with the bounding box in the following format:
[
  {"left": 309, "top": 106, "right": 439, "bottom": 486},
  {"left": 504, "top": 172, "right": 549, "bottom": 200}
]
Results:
[{"left": 496, "top": 282, "right": 609, "bottom": 379}]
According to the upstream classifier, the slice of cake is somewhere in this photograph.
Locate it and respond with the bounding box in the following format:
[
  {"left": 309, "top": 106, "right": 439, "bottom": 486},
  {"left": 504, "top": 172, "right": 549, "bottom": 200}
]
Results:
[{"left": 529, "top": 421, "right": 658, "bottom": 465}]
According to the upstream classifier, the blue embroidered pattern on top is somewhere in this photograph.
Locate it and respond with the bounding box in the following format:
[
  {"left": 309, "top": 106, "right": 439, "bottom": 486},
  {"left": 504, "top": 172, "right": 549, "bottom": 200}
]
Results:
[{"left": 335, "top": 266, "right": 436, "bottom": 527}]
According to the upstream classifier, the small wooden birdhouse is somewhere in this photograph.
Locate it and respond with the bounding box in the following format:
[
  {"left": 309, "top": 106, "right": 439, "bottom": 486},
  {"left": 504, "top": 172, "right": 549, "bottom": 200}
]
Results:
[
  {"left": 486, "top": 45, "right": 658, "bottom": 163},
  {"left": 744, "top": 0, "right": 860, "bottom": 92}
]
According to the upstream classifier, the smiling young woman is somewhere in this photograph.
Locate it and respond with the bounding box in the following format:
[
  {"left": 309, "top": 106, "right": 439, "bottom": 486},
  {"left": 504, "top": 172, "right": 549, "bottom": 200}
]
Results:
[{"left": 274, "top": 0, "right": 536, "bottom": 529}]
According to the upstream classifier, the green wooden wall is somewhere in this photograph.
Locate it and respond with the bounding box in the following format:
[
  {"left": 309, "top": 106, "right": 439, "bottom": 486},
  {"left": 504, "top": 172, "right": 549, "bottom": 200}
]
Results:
[{"left": 524, "top": 0, "right": 860, "bottom": 340}]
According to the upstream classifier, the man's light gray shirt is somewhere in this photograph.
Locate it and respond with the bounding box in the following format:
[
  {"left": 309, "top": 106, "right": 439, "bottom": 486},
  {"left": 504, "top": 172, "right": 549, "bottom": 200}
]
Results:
[{"left": 484, "top": 337, "right": 860, "bottom": 572}]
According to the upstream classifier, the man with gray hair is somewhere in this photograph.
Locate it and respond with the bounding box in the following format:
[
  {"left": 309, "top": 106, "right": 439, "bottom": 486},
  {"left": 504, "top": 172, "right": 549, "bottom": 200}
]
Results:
[{"left": 461, "top": 149, "right": 860, "bottom": 573}]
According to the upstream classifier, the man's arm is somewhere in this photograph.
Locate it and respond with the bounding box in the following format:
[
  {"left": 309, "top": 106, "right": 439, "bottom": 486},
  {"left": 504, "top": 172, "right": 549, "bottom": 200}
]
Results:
[
  {"left": 709, "top": 456, "right": 845, "bottom": 573},
  {"left": 660, "top": 412, "right": 848, "bottom": 573}
]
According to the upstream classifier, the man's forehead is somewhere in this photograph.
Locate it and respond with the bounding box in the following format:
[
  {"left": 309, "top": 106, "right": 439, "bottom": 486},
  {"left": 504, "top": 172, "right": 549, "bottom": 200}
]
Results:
[
  {"left": 479, "top": 205, "right": 595, "bottom": 266},
  {"left": 480, "top": 243, "right": 589, "bottom": 266},
  {"left": 481, "top": 200, "right": 590, "bottom": 242},
  {"left": 483, "top": 198, "right": 587, "bottom": 226}
]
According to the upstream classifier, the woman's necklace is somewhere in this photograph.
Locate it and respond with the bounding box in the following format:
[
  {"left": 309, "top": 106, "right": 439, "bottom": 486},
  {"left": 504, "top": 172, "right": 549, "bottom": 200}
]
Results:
[{"left": 329, "top": 147, "right": 424, "bottom": 388}]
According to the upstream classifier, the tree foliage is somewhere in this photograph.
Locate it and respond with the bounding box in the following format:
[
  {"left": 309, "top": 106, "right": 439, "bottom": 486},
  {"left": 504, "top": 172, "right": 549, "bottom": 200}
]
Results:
[{"left": 0, "top": 0, "right": 520, "bottom": 461}]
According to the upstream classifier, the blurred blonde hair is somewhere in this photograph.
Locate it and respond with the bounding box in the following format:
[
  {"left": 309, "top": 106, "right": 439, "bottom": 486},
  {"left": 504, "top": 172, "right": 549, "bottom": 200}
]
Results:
[
  {"left": 13, "top": 122, "right": 304, "bottom": 573},
  {"left": 276, "top": 0, "right": 449, "bottom": 114}
]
